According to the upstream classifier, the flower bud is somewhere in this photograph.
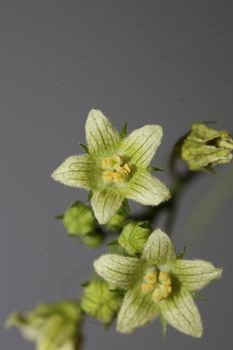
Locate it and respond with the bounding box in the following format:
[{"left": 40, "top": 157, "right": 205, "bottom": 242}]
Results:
[
  {"left": 181, "top": 123, "right": 233, "bottom": 171},
  {"left": 80, "top": 231, "right": 104, "bottom": 248},
  {"left": 81, "top": 280, "right": 122, "bottom": 325},
  {"left": 105, "top": 209, "right": 129, "bottom": 230},
  {"left": 118, "top": 221, "right": 151, "bottom": 255},
  {"left": 6, "top": 301, "right": 82, "bottom": 350},
  {"left": 63, "top": 201, "right": 96, "bottom": 236}
]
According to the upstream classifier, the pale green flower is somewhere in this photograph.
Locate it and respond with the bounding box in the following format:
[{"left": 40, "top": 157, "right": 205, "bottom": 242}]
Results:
[
  {"left": 181, "top": 123, "right": 233, "bottom": 171},
  {"left": 94, "top": 229, "right": 222, "bottom": 337},
  {"left": 52, "top": 109, "right": 170, "bottom": 224},
  {"left": 81, "top": 279, "right": 122, "bottom": 325},
  {"left": 6, "top": 301, "right": 82, "bottom": 350}
]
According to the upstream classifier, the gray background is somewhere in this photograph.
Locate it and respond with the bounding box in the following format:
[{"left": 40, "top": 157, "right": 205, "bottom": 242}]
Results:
[{"left": 1, "top": 0, "right": 233, "bottom": 349}]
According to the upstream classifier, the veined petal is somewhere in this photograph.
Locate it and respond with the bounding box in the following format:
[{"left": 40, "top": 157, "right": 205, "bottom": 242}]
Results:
[
  {"left": 58, "top": 341, "right": 76, "bottom": 350},
  {"left": 91, "top": 190, "right": 123, "bottom": 224},
  {"left": 94, "top": 254, "right": 142, "bottom": 290},
  {"left": 142, "top": 229, "right": 176, "bottom": 264},
  {"left": 117, "top": 285, "right": 158, "bottom": 333},
  {"left": 85, "top": 109, "right": 120, "bottom": 156},
  {"left": 174, "top": 260, "right": 223, "bottom": 291},
  {"left": 121, "top": 125, "right": 163, "bottom": 167},
  {"left": 160, "top": 289, "right": 203, "bottom": 337},
  {"left": 125, "top": 170, "right": 170, "bottom": 206},
  {"left": 51, "top": 155, "right": 94, "bottom": 190}
]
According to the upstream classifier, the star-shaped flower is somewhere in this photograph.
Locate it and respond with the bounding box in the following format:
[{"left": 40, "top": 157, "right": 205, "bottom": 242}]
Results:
[
  {"left": 52, "top": 109, "right": 170, "bottom": 224},
  {"left": 94, "top": 229, "right": 222, "bottom": 337}
]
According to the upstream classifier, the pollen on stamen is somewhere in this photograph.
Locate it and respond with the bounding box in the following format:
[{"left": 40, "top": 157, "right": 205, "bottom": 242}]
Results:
[
  {"left": 152, "top": 272, "right": 172, "bottom": 302},
  {"left": 144, "top": 271, "right": 157, "bottom": 285},
  {"left": 103, "top": 170, "right": 115, "bottom": 182},
  {"left": 141, "top": 283, "right": 154, "bottom": 293},
  {"left": 101, "top": 155, "right": 131, "bottom": 183}
]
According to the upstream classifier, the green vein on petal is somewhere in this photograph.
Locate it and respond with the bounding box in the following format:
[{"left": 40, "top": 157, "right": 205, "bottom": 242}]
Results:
[
  {"left": 126, "top": 169, "right": 170, "bottom": 206},
  {"left": 94, "top": 254, "right": 142, "bottom": 290},
  {"left": 51, "top": 155, "right": 94, "bottom": 190},
  {"left": 85, "top": 109, "right": 120, "bottom": 156},
  {"left": 121, "top": 125, "right": 163, "bottom": 167}
]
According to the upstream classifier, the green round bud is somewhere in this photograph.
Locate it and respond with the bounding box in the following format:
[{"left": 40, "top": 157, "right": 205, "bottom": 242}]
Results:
[
  {"left": 63, "top": 201, "right": 96, "bottom": 236},
  {"left": 118, "top": 221, "right": 151, "bottom": 256},
  {"left": 81, "top": 280, "right": 122, "bottom": 325},
  {"left": 105, "top": 209, "right": 129, "bottom": 230},
  {"left": 81, "top": 231, "right": 104, "bottom": 248}
]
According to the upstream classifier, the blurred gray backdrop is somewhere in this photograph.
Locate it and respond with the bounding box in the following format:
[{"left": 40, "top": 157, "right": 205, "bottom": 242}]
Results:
[{"left": 1, "top": 1, "right": 233, "bottom": 349}]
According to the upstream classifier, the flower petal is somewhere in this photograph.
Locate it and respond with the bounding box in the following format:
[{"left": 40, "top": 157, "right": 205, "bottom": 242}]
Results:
[
  {"left": 91, "top": 190, "right": 123, "bottom": 224},
  {"left": 117, "top": 285, "right": 158, "bottom": 333},
  {"left": 125, "top": 169, "right": 170, "bottom": 206},
  {"left": 160, "top": 289, "right": 203, "bottom": 337},
  {"left": 142, "top": 229, "right": 176, "bottom": 264},
  {"left": 94, "top": 254, "right": 142, "bottom": 290},
  {"left": 121, "top": 125, "right": 163, "bottom": 167},
  {"left": 85, "top": 109, "right": 120, "bottom": 156},
  {"left": 174, "top": 259, "right": 223, "bottom": 291},
  {"left": 51, "top": 155, "right": 94, "bottom": 190}
]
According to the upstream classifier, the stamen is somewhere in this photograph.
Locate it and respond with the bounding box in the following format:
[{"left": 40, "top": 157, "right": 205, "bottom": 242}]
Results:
[
  {"left": 101, "top": 155, "right": 131, "bottom": 183},
  {"left": 141, "top": 283, "right": 154, "bottom": 293},
  {"left": 144, "top": 271, "right": 157, "bottom": 285},
  {"left": 158, "top": 272, "right": 171, "bottom": 286},
  {"left": 152, "top": 272, "right": 172, "bottom": 302}
]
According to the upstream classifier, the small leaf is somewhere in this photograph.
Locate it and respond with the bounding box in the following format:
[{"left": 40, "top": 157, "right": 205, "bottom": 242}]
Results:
[
  {"left": 160, "top": 314, "right": 168, "bottom": 338},
  {"left": 87, "top": 191, "right": 93, "bottom": 202},
  {"left": 122, "top": 199, "right": 131, "bottom": 214},
  {"left": 80, "top": 143, "right": 89, "bottom": 154},
  {"left": 120, "top": 122, "right": 128, "bottom": 138},
  {"left": 81, "top": 281, "right": 90, "bottom": 288},
  {"left": 138, "top": 221, "right": 152, "bottom": 229},
  {"left": 177, "top": 246, "right": 186, "bottom": 259},
  {"left": 148, "top": 166, "right": 165, "bottom": 172},
  {"left": 191, "top": 291, "right": 207, "bottom": 302},
  {"left": 55, "top": 214, "right": 64, "bottom": 220}
]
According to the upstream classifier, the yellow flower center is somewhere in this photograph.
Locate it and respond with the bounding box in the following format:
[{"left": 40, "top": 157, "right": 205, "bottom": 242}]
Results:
[
  {"left": 101, "top": 155, "right": 131, "bottom": 183},
  {"left": 141, "top": 271, "right": 172, "bottom": 302}
]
